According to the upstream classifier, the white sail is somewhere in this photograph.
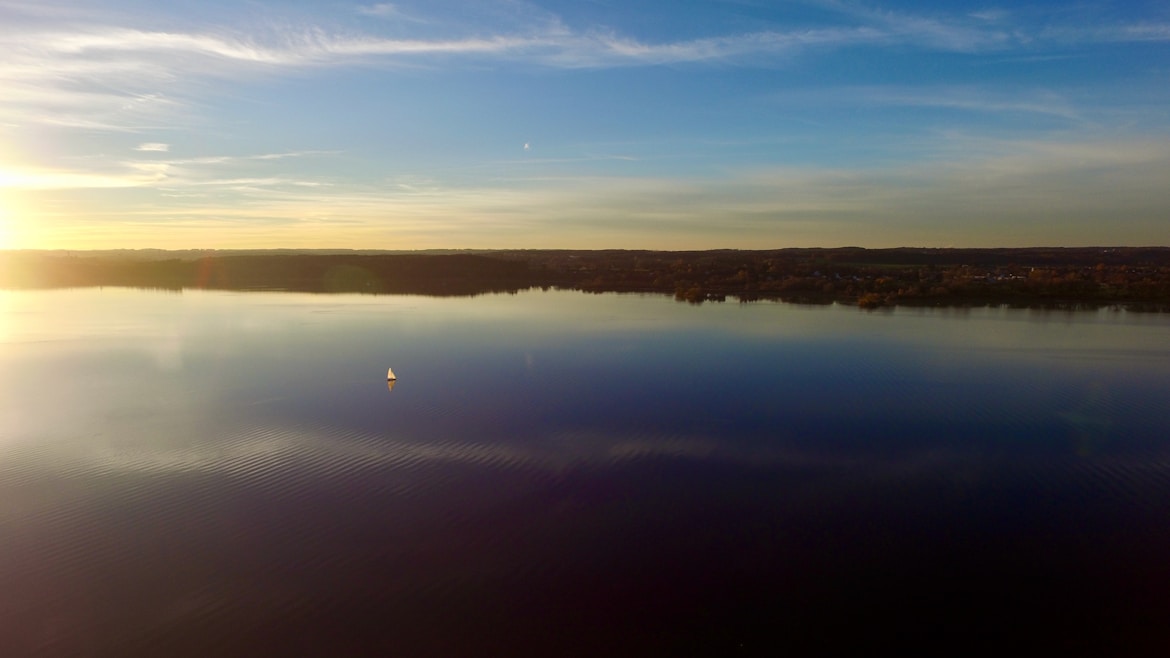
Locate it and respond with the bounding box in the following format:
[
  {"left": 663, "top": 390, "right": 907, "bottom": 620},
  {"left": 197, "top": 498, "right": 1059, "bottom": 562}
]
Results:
[{"left": 387, "top": 367, "right": 397, "bottom": 380}]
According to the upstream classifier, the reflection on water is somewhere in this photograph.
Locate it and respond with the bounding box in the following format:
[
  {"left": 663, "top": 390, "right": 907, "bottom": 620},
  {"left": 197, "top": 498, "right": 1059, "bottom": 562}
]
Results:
[{"left": 1, "top": 289, "right": 1169, "bottom": 655}]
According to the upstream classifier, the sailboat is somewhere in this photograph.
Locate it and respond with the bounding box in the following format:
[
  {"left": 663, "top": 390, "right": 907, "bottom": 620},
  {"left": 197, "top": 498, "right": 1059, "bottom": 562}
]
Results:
[{"left": 387, "top": 367, "right": 397, "bottom": 381}]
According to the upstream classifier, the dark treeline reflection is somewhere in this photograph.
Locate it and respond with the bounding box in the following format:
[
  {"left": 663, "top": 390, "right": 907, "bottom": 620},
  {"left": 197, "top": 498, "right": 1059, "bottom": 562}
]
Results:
[{"left": 3, "top": 247, "right": 1170, "bottom": 308}]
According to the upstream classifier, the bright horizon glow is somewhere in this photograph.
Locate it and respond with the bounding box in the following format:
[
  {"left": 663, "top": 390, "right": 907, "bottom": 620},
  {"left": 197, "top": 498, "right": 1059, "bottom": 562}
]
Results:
[
  {"left": 1, "top": 1, "right": 1169, "bottom": 250},
  {"left": 0, "top": 188, "right": 21, "bottom": 249},
  {"left": 0, "top": 212, "right": 11, "bottom": 250}
]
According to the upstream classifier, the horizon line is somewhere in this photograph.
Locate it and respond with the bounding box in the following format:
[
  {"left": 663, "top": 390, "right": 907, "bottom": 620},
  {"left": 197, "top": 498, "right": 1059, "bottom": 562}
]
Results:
[{"left": 5, "top": 245, "right": 1170, "bottom": 254}]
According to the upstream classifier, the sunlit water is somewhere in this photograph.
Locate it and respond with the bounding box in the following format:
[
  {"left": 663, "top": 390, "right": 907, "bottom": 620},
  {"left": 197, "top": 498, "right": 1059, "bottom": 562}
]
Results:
[{"left": 1, "top": 288, "right": 1169, "bottom": 655}]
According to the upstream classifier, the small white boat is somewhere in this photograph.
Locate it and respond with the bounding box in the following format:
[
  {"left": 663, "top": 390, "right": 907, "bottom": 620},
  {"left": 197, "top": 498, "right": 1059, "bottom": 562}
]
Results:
[{"left": 387, "top": 367, "right": 397, "bottom": 381}]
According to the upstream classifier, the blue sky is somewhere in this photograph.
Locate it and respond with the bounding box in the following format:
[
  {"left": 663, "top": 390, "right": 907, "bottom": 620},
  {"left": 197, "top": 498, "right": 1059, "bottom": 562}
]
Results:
[{"left": 0, "top": 0, "right": 1168, "bottom": 249}]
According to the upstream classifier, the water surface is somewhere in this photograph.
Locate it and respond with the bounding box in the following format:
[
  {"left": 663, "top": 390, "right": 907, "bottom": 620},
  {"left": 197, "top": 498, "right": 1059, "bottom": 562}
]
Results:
[{"left": 1, "top": 289, "right": 1168, "bottom": 655}]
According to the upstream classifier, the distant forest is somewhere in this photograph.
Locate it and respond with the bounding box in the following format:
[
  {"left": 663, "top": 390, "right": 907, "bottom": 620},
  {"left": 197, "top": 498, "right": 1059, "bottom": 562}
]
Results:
[{"left": 3, "top": 247, "right": 1170, "bottom": 310}]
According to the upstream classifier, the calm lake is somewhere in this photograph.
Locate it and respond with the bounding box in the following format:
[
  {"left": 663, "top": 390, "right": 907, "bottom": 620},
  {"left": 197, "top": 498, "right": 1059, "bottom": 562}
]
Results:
[{"left": 1, "top": 288, "right": 1169, "bottom": 655}]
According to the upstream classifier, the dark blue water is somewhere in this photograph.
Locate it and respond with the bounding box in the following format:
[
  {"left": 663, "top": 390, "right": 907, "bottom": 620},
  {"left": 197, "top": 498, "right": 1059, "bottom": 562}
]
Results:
[{"left": 1, "top": 289, "right": 1169, "bottom": 655}]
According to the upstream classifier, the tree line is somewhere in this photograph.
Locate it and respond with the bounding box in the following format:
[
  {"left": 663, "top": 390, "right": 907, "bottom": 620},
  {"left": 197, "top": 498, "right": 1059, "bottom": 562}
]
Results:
[{"left": 3, "top": 247, "right": 1169, "bottom": 309}]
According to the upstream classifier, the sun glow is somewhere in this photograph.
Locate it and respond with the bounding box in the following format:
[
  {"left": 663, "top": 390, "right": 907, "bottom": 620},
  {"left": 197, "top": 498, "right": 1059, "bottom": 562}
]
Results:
[
  {"left": 0, "top": 163, "right": 24, "bottom": 249},
  {"left": 0, "top": 188, "right": 23, "bottom": 249},
  {"left": 0, "top": 205, "right": 13, "bottom": 251}
]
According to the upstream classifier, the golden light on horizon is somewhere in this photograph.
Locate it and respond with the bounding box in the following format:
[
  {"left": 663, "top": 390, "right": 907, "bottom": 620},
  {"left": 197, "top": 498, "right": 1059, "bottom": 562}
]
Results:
[
  {"left": 0, "top": 196, "right": 15, "bottom": 250},
  {"left": 0, "top": 165, "right": 53, "bottom": 250},
  {"left": 0, "top": 181, "right": 37, "bottom": 250},
  {"left": 0, "top": 163, "right": 25, "bottom": 249}
]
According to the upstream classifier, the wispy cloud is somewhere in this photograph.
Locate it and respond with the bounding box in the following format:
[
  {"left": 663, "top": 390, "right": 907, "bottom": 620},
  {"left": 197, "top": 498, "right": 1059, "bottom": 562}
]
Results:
[
  {"left": 41, "top": 28, "right": 301, "bottom": 64},
  {"left": 182, "top": 177, "right": 332, "bottom": 189},
  {"left": 356, "top": 3, "right": 425, "bottom": 23},
  {"left": 134, "top": 151, "right": 335, "bottom": 167},
  {"left": 0, "top": 149, "right": 333, "bottom": 192},
  {"left": 357, "top": 3, "right": 402, "bottom": 18},
  {"left": 0, "top": 17, "right": 906, "bottom": 136},
  {"left": 0, "top": 165, "right": 160, "bottom": 189},
  {"left": 808, "top": 85, "right": 1086, "bottom": 121},
  {"left": 18, "top": 135, "right": 1170, "bottom": 248},
  {"left": 3, "top": 3, "right": 1164, "bottom": 138},
  {"left": 569, "top": 26, "right": 889, "bottom": 66},
  {"left": 1044, "top": 22, "right": 1170, "bottom": 44},
  {"left": 968, "top": 9, "right": 1009, "bottom": 23},
  {"left": 807, "top": 0, "right": 1017, "bottom": 52},
  {"left": 0, "top": 8, "right": 1048, "bottom": 82}
]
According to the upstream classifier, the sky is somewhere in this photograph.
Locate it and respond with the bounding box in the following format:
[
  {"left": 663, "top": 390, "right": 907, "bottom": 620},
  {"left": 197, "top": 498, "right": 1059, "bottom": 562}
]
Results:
[{"left": 0, "top": 0, "right": 1168, "bottom": 250}]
